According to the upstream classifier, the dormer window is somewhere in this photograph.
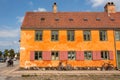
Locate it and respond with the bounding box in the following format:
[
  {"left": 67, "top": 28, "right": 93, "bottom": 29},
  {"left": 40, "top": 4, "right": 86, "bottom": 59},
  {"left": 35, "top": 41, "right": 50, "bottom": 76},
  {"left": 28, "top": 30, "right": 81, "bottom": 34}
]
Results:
[
  {"left": 96, "top": 18, "right": 101, "bottom": 21},
  {"left": 83, "top": 18, "right": 88, "bottom": 21},
  {"left": 41, "top": 18, "right": 45, "bottom": 21},
  {"left": 69, "top": 18, "right": 74, "bottom": 21},
  {"left": 110, "top": 17, "right": 115, "bottom": 21},
  {"left": 55, "top": 18, "right": 59, "bottom": 21}
]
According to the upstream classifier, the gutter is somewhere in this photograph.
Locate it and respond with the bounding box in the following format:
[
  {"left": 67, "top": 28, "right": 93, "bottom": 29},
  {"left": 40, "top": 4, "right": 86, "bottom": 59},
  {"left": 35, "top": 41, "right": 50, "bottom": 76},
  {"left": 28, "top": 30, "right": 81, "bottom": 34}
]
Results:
[{"left": 113, "top": 29, "right": 118, "bottom": 69}]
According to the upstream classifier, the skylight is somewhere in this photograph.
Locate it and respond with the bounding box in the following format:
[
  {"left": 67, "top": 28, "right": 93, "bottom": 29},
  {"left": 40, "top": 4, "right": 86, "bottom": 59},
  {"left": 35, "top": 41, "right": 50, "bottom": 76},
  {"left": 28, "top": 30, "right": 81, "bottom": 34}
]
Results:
[
  {"left": 55, "top": 18, "right": 59, "bottom": 21},
  {"left": 69, "top": 18, "right": 74, "bottom": 21},
  {"left": 83, "top": 18, "right": 88, "bottom": 21},
  {"left": 41, "top": 18, "right": 45, "bottom": 21},
  {"left": 96, "top": 18, "right": 101, "bottom": 21},
  {"left": 110, "top": 17, "right": 115, "bottom": 21}
]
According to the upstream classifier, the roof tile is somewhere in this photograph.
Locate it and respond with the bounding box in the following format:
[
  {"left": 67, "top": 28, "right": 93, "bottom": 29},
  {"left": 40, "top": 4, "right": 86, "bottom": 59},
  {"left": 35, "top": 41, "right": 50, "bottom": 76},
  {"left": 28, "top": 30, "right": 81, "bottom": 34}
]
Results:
[{"left": 21, "top": 12, "right": 120, "bottom": 29}]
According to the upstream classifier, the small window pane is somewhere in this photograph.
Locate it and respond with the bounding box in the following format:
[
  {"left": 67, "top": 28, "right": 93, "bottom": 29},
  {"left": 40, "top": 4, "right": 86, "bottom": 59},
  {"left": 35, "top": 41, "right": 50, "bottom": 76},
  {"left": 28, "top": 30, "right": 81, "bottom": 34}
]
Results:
[
  {"left": 83, "top": 30, "right": 91, "bottom": 41},
  {"left": 99, "top": 30, "right": 107, "bottom": 41},
  {"left": 68, "top": 51, "right": 76, "bottom": 60},
  {"left": 35, "top": 31, "right": 43, "bottom": 41},
  {"left": 115, "top": 30, "right": 120, "bottom": 41},
  {"left": 84, "top": 51, "right": 92, "bottom": 60},
  {"left": 35, "top": 51, "right": 42, "bottom": 60},
  {"left": 67, "top": 30, "right": 75, "bottom": 41},
  {"left": 51, "top": 51, "right": 59, "bottom": 60},
  {"left": 51, "top": 30, "right": 59, "bottom": 41},
  {"left": 101, "top": 51, "right": 109, "bottom": 60}
]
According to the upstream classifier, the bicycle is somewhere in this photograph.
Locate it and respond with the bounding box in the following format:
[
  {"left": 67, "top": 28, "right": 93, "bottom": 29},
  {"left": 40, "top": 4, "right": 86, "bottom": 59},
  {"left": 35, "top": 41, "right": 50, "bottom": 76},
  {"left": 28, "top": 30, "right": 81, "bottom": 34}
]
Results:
[{"left": 101, "top": 62, "right": 114, "bottom": 71}]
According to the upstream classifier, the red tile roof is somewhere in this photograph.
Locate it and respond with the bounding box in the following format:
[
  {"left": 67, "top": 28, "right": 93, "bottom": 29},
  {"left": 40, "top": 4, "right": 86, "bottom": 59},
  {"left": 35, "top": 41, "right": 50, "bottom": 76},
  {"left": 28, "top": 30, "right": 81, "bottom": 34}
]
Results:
[{"left": 21, "top": 12, "right": 120, "bottom": 29}]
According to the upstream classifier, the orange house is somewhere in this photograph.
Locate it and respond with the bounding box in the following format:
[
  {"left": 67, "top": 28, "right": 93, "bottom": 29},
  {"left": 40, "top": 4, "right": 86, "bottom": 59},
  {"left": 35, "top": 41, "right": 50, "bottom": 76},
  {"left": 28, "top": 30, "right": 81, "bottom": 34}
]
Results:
[{"left": 20, "top": 2, "right": 120, "bottom": 69}]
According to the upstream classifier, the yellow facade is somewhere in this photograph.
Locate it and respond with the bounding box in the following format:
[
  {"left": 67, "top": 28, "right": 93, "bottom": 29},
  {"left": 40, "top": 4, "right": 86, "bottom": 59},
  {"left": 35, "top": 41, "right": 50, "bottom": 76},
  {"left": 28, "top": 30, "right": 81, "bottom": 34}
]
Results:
[{"left": 20, "top": 29, "right": 117, "bottom": 68}]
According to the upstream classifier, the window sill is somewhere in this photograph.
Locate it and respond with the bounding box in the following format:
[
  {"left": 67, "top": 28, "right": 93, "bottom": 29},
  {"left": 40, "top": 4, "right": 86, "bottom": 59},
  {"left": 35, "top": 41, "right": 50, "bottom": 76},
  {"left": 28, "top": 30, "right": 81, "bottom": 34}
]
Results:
[{"left": 35, "top": 40, "right": 43, "bottom": 42}]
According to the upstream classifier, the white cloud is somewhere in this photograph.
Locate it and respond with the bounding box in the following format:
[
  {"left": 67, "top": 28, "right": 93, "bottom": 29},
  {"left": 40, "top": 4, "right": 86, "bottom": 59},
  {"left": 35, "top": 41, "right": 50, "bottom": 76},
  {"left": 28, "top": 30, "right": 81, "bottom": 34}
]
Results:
[
  {"left": 0, "top": 29, "right": 19, "bottom": 38},
  {"left": 89, "top": 0, "right": 105, "bottom": 7},
  {"left": 0, "top": 40, "right": 19, "bottom": 47},
  {"left": 0, "top": 41, "right": 13, "bottom": 46},
  {"left": 33, "top": 8, "right": 47, "bottom": 12},
  {"left": 0, "top": 25, "right": 19, "bottom": 51},
  {"left": 13, "top": 41, "right": 19, "bottom": 44},
  {"left": 16, "top": 16, "right": 24, "bottom": 23},
  {"left": 89, "top": 0, "right": 120, "bottom": 11}
]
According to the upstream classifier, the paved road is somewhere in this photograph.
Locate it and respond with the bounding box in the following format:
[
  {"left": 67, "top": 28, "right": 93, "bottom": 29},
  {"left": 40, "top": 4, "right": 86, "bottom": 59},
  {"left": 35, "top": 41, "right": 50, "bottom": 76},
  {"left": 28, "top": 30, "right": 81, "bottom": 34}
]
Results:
[
  {"left": 0, "top": 60, "right": 19, "bottom": 68},
  {"left": 0, "top": 60, "right": 19, "bottom": 80},
  {"left": 0, "top": 62, "right": 7, "bottom": 68},
  {"left": 0, "top": 60, "right": 19, "bottom": 75}
]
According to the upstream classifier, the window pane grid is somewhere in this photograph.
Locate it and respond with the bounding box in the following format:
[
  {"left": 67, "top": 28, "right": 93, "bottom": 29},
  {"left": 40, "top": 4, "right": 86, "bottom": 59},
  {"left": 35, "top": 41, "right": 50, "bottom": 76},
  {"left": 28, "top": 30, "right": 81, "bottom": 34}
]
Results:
[
  {"left": 35, "top": 31, "right": 43, "bottom": 41},
  {"left": 52, "top": 51, "right": 59, "bottom": 60},
  {"left": 100, "top": 30, "right": 107, "bottom": 41},
  {"left": 51, "top": 30, "right": 58, "bottom": 41},
  {"left": 101, "top": 51, "right": 109, "bottom": 60},
  {"left": 68, "top": 51, "right": 75, "bottom": 60},
  {"left": 84, "top": 30, "right": 91, "bottom": 41},
  {"left": 35, "top": 51, "right": 42, "bottom": 60},
  {"left": 84, "top": 51, "right": 92, "bottom": 60},
  {"left": 115, "top": 31, "right": 120, "bottom": 41},
  {"left": 67, "top": 30, "right": 74, "bottom": 41}
]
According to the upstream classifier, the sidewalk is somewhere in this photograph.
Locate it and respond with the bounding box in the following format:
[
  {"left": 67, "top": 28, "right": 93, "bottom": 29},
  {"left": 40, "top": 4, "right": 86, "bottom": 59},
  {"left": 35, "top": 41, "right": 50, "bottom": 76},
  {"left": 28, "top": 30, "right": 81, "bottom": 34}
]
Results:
[
  {"left": 11, "top": 69, "right": 120, "bottom": 76},
  {"left": 1, "top": 66, "right": 120, "bottom": 80}
]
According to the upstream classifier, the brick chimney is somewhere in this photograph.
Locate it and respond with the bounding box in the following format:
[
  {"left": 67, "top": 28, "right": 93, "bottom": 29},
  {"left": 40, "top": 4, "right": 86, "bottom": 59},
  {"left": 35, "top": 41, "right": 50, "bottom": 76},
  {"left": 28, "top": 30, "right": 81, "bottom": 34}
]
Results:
[
  {"left": 104, "top": 2, "right": 116, "bottom": 13},
  {"left": 53, "top": 2, "right": 57, "bottom": 13}
]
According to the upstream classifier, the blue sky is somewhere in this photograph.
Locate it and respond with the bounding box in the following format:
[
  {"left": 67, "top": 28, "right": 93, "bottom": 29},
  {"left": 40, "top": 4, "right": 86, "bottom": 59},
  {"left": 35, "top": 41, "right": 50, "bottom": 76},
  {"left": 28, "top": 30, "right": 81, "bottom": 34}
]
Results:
[{"left": 0, "top": 0, "right": 120, "bottom": 52}]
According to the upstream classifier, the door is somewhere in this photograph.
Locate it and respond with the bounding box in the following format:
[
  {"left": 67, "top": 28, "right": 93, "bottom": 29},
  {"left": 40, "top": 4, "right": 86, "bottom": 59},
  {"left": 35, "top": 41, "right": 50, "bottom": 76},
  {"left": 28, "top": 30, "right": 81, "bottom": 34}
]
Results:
[{"left": 117, "top": 51, "right": 120, "bottom": 69}]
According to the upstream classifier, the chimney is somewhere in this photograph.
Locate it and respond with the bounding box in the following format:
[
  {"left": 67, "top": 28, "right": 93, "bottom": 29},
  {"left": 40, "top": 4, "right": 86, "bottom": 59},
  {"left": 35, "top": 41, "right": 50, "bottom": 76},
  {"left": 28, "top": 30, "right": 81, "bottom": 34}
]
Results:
[
  {"left": 104, "top": 2, "right": 116, "bottom": 13},
  {"left": 53, "top": 2, "right": 57, "bottom": 13}
]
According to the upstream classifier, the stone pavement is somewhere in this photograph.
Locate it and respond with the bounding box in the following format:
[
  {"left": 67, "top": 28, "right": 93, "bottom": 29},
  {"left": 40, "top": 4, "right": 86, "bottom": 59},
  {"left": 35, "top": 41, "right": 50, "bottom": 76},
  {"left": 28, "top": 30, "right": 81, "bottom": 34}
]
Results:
[
  {"left": 0, "top": 61, "right": 120, "bottom": 80},
  {"left": 12, "top": 70, "right": 120, "bottom": 76},
  {"left": 4, "top": 70, "right": 120, "bottom": 80},
  {"left": 1, "top": 65, "right": 120, "bottom": 77}
]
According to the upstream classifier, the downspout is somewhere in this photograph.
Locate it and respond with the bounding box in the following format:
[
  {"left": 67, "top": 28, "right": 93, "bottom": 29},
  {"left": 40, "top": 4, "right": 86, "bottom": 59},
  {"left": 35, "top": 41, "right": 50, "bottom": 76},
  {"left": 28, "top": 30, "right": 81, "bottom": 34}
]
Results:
[{"left": 113, "top": 29, "right": 118, "bottom": 69}]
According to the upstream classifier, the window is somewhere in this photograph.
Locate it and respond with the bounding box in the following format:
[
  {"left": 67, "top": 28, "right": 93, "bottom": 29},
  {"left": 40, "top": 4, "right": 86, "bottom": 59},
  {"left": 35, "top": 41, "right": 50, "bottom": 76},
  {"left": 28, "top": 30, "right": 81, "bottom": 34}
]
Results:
[
  {"left": 35, "top": 30, "right": 43, "bottom": 41},
  {"left": 99, "top": 30, "right": 107, "bottom": 41},
  {"left": 96, "top": 18, "right": 101, "bottom": 21},
  {"left": 68, "top": 51, "right": 76, "bottom": 60},
  {"left": 110, "top": 18, "right": 115, "bottom": 21},
  {"left": 67, "top": 30, "right": 75, "bottom": 41},
  {"left": 83, "top": 18, "right": 88, "bottom": 21},
  {"left": 55, "top": 18, "right": 59, "bottom": 21},
  {"left": 51, "top": 51, "right": 59, "bottom": 60},
  {"left": 101, "top": 51, "right": 109, "bottom": 60},
  {"left": 84, "top": 51, "right": 92, "bottom": 60},
  {"left": 41, "top": 18, "right": 45, "bottom": 21},
  {"left": 51, "top": 30, "right": 59, "bottom": 41},
  {"left": 115, "top": 30, "right": 120, "bottom": 41},
  {"left": 83, "top": 30, "right": 91, "bottom": 41},
  {"left": 69, "top": 18, "right": 74, "bottom": 21},
  {"left": 35, "top": 51, "right": 42, "bottom": 60}
]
